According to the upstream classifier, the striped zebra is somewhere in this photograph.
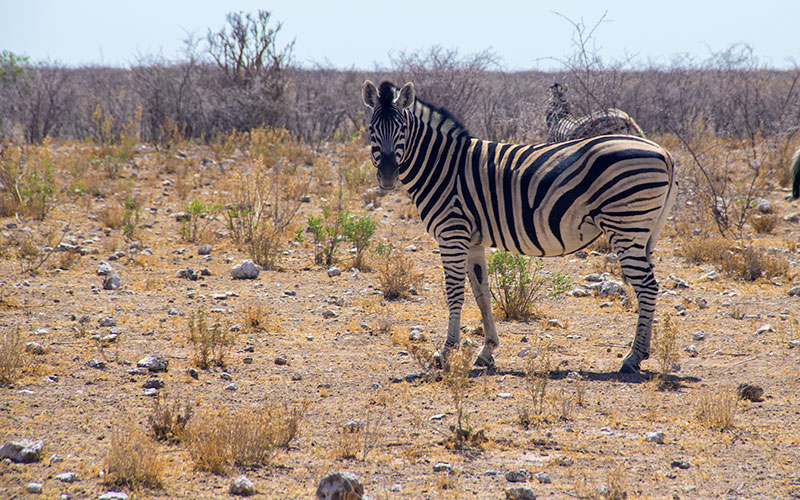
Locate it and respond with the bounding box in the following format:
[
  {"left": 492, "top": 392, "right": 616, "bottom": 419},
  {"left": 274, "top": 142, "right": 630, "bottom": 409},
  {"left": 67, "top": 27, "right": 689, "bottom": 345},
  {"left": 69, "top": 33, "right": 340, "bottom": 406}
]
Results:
[
  {"left": 363, "top": 80, "right": 676, "bottom": 373},
  {"left": 791, "top": 147, "right": 800, "bottom": 200},
  {"left": 546, "top": 82, "right": 645, "bottom": 143}
]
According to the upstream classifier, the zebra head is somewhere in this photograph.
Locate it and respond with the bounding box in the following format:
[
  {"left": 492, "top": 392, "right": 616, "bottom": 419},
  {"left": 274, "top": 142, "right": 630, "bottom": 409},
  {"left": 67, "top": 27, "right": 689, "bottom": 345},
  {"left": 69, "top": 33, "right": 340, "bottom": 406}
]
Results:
[{"left": 362, "top": 80, "right": 415, "bottom": 190}]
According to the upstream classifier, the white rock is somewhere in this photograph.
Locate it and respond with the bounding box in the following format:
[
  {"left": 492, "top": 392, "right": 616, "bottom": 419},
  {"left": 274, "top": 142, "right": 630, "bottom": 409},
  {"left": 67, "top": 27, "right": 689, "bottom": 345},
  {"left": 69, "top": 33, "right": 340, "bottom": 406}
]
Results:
[
  {"left": 231, "top": 260, "right": 261, "bottom": 280},
  {"left": 229, "top": 475, "right": 255, "bottom": 496},
  {"left": 754, "top": 324, "right": 775, "bottom": 335}
]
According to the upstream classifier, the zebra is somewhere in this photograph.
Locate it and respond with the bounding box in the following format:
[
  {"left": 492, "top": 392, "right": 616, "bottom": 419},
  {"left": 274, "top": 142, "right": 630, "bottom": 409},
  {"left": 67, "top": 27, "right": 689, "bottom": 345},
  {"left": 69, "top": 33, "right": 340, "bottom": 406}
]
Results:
[
  {"left": 546, "top": 82, "right": 645, "bottom": 143},
  {"left": 362, "top": 80, "right": 677, "bottom": 373},
  {"left": 791, "top": 147, "right": 800, "bottom": 200}
]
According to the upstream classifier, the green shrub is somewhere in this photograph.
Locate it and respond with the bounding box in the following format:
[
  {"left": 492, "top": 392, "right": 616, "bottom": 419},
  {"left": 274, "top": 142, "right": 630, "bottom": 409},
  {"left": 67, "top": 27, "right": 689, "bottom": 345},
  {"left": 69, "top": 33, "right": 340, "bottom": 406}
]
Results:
[
  {"left": 487, "top": 250, "right": 571, "bottom": 320},
  {"left": 342, "top": 212, "right": 377, "bottom": 269},
  {"left": 308, "top": 204, "right": 348, "bottom": 266}
]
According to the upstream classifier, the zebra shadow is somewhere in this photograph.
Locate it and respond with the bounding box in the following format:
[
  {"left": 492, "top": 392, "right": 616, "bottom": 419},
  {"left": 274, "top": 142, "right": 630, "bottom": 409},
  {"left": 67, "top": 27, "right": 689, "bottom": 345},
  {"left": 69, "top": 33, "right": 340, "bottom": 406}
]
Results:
[{"left": 468, "top": 367, "right": 700, "bottom": 389}]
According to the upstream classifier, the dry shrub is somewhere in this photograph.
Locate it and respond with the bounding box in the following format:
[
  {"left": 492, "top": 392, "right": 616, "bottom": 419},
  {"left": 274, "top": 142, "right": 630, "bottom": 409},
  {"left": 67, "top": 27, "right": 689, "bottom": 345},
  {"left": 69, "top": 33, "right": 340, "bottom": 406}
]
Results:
[
  {"left": 696, "top": 388, "right": 737, "bottom": 430},
  {"left": 722, "top": 246, "right": 789, "bottom": 281},
  {"left": 148, "top": 392, "right": 192, "bottom": 443},
  {"left": 653, "top": 313, "right": 680, "bottom": 383},
  {"left": 104, "top": 418, "right": 164, "bottom": 488},
  {"left": 374, "top": 244, "right": 422, "bottom": 300},
  {"left": 518, "top": 338, "right": 552, "bottom": 429},
  {"left": 443, "top": 344, "right": 483, "bottom": 448},
  {"left": 187, "top": 308, "right": 235, "bottom": 369},
  {"left": 0, "top": 326, "right": 25, "bottom": 386},
  {"left": 243, "top": 302, "right": 268, "bottom": 332},
  {"left": 749, "top": 213, "right": 779, "bottom": 234},
  {"left": 188, "top": 401, "right": 305, "bottom": 472},
  {"left": 100, "top": 204, "right": 126, "bottom": 230},
  {"left": 678, "top": 234, "right": 733, "bottom": 265}
]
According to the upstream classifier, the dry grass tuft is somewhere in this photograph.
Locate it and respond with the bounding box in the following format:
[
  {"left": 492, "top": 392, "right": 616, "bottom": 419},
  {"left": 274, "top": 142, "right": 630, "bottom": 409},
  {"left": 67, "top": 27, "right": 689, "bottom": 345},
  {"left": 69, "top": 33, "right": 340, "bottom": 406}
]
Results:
[
  {"left": 696, "top": 388, "right": 737, "bottom": 430},
  {"left": 749, "top": 213, "right": 779, "bottom": 234},
  {"left": 187, "top": 308, "right": 235, "bottom": 369},
  {"left": 188, "top": 401, "right": 305, "bottom": 473},
  {"left": 148, "top": 392, "right": 193, "bottom": 443},
  {"left": 653, "top": 313, "right": 680, "bottom": 384},
  {"left": 243, "top": 302, "right": 269, "bottom": 332},
  {"left": 721, "top": 246, "right": 789, "bottom": 281},
  {"left": 678, "top": 234, "right": 733, "bottom": 264},
  {"left": 103, "top": 418, "right": 164, "bottom": 489},
  {"left": 0, "top": 326, "right": 25, "bottom": 386},
  {"left": 374, "top": 244, "right": 422, "bottom": 300},
  {"left": 518, "top": 338, "right": 552, "bottom": 428}
]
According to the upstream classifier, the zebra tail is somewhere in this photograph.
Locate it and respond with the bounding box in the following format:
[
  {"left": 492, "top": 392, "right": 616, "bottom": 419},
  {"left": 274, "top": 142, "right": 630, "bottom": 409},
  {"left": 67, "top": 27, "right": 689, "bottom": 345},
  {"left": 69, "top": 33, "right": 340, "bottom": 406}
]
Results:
[
  {"left": 646, "top": 150, "right": 677, "bottom": 259},
  {"left": 791, "top": 148, "right": 800, "bottom": 200}
]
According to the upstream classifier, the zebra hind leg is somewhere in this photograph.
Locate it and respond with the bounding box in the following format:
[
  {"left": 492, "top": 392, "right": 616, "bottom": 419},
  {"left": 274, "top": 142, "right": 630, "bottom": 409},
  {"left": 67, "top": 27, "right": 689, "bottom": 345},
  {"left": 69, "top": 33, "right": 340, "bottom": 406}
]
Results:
[
  {"left": 467, "top": 246, "right": 499, "bottom": 369},
  {"left": 609, "top": 236, "right": 659, "bottom": 374}
]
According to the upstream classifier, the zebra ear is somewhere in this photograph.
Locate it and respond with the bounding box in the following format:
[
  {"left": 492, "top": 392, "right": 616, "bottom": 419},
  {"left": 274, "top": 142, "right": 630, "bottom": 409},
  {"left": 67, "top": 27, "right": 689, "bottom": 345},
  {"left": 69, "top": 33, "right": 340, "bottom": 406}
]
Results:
[
  {"left": 362, "top": 80, "right": 378, "bottom": 108},
  {"left": 395, "top": 82, "right": 415, "bottom": 109}
]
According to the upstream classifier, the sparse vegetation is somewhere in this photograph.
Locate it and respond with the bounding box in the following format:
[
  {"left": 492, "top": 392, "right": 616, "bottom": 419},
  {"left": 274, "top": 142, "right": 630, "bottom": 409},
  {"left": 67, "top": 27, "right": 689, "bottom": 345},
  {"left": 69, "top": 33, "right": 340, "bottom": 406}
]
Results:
[
  {"left": 148, "top": 392, "right": 193, "bottom": 443},
  {"left": 696, "top": 388, "right": 738, "bottom": 430},
  {"left": 653, "top": 313, "right": 680, "bottom": 383},
  {"left": 373, "top": 242, "right": 422, "bottom": 300},
  {"left": 104, "top": 418, "right": 164, "bottom": 488},
  {"left": 487, "top": 250, "right": 571, "bottom": 320},
  {"left": 0, "top": 326, "right": 25, "bottom": 386},
  {"left": 187, "top": 308, "right": 235, "bottom": 369},
  {"left": 518, "top": 338, "right": 552, "bottom": 428}
]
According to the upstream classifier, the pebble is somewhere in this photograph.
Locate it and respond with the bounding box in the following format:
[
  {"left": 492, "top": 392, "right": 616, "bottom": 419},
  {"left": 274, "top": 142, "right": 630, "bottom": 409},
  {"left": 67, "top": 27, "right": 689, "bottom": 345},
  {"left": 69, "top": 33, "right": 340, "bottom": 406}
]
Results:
[
  {"left": 698, "top": 271, "right": 718, "bottom": 281},
  {"left": 176, "top": 268, "right": 199, "bottom": 281},
  {"left": 497, "top": 392, "right": 513, "bottom": 399},
  {"left": 316, "top": 471, "right": 364, "bottom": 500},
  {"left": 220, "top": 372, "right": 233, "bottom": 380},
  {"left": 26, "top": 482, "right": 43, "bottom": 493},
  {"left": 645, "top": 431, "right": 665, "bottom": 444},
  {"left": 433, "top": 462, "right": 453, "bottom": 473},
  {"left": 505, "top": 469, "right": 532, "bottom": 483},
  {"left": 103, "top": 274, "right": 121, "bottom": 290},
  {"left": 275, "top": 354, "right": 289, "bottom": 366},
  {"left": 788, "top": 286, "right": 800, "bottom": 297},
  {"left": 25, "top": 342, "right": 45, "bottom": 355},
  {"left": 568, "top": 288, "right": 590, "bottom": 297},
  {"left": 229, "top": 475, "right": 255, "bottom": 496},
  {"left": 327, "top": 266, "right": 342, "bottom": 277},
  {"left": 98, "top": 317, "right": 117, "bottom": 327},
  {"left": 187, "top": 367, "right": 199, "bottom": 379},
  {"left": 534, "top": 471, "right": 551, "bottom": 484},
  {"left": 34, "top": 328, "right": 49, "bottom": 335},
  {"left": 98, "top": 492, "right": 129, "bottom": 500},
  {"left": 684, "top": 344, "right": 698, "bottom": 357},
  {"left": 85, "top": 359, "right": 106, "bottom": 369},
  {"left": 231, "top": 260, "right": 261, "bottom": 280},
  {"left": 198, "top": 245, "right": 212, "bottom": 255},
  {"left": 225, "top": 383, "right": 238, "bottom": 391},
  {"left": 430, "top": 413, "right": 446, "bottom": 421},
  {"left": 673, "top": 277, "right": 690, "bottom": 289},
  {"left": 0, "top": 438, "right": 44, "bottom": 463},
  {"left": 96, "top": 261, "right": 113, "bottom": 276},
  {"left": 322, "top": 309, "right": 338, "bottom": 319},
  {"left": 405, "top": 244, "right": 418, "bottom": 252},
  {"left": 137, "top": 354, "right": 169, "bottom": 372},
  {"left": 143, "top": 377, "right": 165, "bottom": 389},
  {"left": 671, "top": 459, "right": 691, "bottom": 469},
  {"left": 547, "top": 319, "right": 564, "bottom": 329},
  {"left": 553, "top": 455, "right": 573, "bottom": 466},
  {"left": 144, "top": 388, "right": 159, "bottom": 397},
  {"left": 695, "top": 297, "right": 708, "bottom": 309},
  {"left": 54, "top": 472, "right": 77, "bottom": 483},
  {"left": 693, "top": 330, "right": 706, "bottom": 341},
  {"left": 505, "top": 487, "right": 537, "bottom": 500},
  {"left": 754, "top": 324, "right": 774, "bottom": 335}
]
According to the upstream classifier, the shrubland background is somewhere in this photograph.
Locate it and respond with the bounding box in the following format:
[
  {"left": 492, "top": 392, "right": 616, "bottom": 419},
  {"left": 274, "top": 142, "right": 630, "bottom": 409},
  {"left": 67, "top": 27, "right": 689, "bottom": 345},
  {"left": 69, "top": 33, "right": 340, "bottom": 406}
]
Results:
[{"left": 2, "top": 11, "right": 800, "bottom": 500}]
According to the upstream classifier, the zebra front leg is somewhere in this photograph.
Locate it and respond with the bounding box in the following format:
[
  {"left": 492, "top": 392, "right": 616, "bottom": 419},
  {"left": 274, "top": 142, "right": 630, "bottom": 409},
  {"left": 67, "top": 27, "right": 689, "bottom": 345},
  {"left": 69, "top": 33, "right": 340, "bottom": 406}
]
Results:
[
  {"left": 467, "top": 246, "right": 499, "bottom": 368},
  {"left": 432, "top": 241, "right": 469, "bottom": 369}
]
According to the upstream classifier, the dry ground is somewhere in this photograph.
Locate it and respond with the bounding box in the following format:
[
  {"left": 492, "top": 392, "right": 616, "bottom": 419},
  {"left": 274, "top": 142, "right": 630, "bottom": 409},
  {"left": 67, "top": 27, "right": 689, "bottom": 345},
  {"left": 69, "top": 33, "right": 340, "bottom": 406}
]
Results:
[{"left": 1, "top": 138, "right": 799, "bottom": 500}]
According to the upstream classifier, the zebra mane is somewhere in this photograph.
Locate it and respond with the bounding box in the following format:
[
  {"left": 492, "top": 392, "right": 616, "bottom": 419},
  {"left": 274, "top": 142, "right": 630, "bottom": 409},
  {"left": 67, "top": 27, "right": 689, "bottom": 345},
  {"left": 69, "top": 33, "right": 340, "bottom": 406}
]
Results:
[{"left": 379, "top": 81, "right": 471, "bottom": 138}]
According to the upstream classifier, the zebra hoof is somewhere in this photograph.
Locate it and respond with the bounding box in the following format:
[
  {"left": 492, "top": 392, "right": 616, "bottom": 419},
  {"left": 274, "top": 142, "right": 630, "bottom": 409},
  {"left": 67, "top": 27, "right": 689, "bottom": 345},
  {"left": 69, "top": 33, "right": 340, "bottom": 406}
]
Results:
[
  {"left": 474, "top": 354, "right": 495, "bottom": 369},
  {"left": 619, "top": 360, "right": 641, "bottom": 374}
]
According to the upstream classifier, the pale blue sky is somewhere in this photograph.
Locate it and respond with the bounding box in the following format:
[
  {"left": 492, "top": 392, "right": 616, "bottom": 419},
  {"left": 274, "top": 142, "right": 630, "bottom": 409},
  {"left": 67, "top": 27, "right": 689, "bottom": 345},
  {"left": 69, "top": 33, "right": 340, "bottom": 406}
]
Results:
[{"left": 1, "top": 0, "right": 798, "bottom": 70}]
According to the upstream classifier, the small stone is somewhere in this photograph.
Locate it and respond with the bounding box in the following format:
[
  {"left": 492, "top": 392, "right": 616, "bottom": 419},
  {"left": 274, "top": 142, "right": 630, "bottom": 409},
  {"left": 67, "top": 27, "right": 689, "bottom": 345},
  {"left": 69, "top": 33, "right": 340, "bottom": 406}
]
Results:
[
  {"left": 137, "top": 354, "right": 168, "bottom": 372},
  {"left": 645, "top": 431, "right": 665, "bottom": 444},
  {"left": 673, "top": 277, "right": 690, "bottom": 289},
  {"left": 698, "top": 271, "right": 718, "bottom": 281},
  {"left": 693, "top": 330, "right": 706, "bottom": 341},
  {"left": 433, "top": 462, "right": 453, "bottom": 473},
  {"left": 167, "top": 307, "right": 179, "bottom": 316},
  {"left": 430, "top": 413, "right": 446, "bottom": 421},
  {"left": 0, "top": 439, "right": 44, "bottom": 463},
  {"left": 34, "top": 328, "right": 49, "bottom": 335},
  {"left": 684, "top": 344, "right": 698, "bottom": 357},
  {"left": 534, "top": 471, "right": 551, "bottom": 483},
  {"left": 671, "top": 459, "right": 691, "bottom": 469},
  {"left": 344, "top": 419, "right": 364, "bottom": 432},
  {"left": 322, "top": 309, "right": 338, "bottom": 319},
  {"left": 144, "top": 388, "right": 159, "bottom": 397},
  {"left": 788, "top": 286, "right": 800, "bottom": 297},
  {"left": 198, "top": 245, "right": 212, "bottom": 255},
  {"left": 98, "top": 317, "right": 117, "bottom": 327},
  {"left": 143, "top": 377, "right": 165, "bottom": 389},
  {"left": 176, "top": 268, "right": 199, "bottom": 281},
  {"left": 27, "top": 482, "right": 43, "bottom": 493},
  {"left": 568, "top": 288, "right": 590, "bottom": 297},
  {"left": 505, "top": 468, "right": 532, "bottom": 483},
  {"left": 584, "top": 273, "right": 603, "bottom": 282},
  {"left": 391, "top": 484, "right": 402, "bottom": 492},
  {"left": 25, "top": 342, "right": 45, "bottom": 355},
  {"left": 85, "top": 359, "right": 106, "bottom": 369},
  {"left": 229, "top": 475, "right": 255, "bottom": 496},
  {"left": 220, "top": 372, "right": 232, "bottom": 380},
  {"left": 54, "top": 472, "right": 77, "bottom": 483},
  {"left": 695, "top": 297, "right": 709, "bottom": 309},
  {"left": 327, "top": 266, "right": 342, "bottom": 277},
  {"left": 553, "top": 455, "right": 573, "bottom": 466},
  {"left": 103, "top": 273, "right": 121, "bottom": 290},
  {"left": 789, "top": 340, "right": 800, "bottom": 348},
  {"left": 99, "top": 492, "right": 129, "bottom": 500},
  {"left": 96, "top": 261, "right": 113, "bottom": 276},
  {"left": 497, "top": 392, "right": 513, "bottom": 399},
  {"left": 674, "top": 303, "right": 686, "bottom": 315},
  {"left": 275, "top": 354, "right": 289, "bottom": 366},
  {"left": 505, "top": 487, "right": 537, "bottom": 500},
  {"left": 754, "top": 324, "right": 774, "bottom": 335},
  {"left": 316, "top": 471, "right": 364, "bottom": 500},
  {"left": 405, "top": 244, "right": 418, "bottom": 252},
  {"left": 737, "top": 383, "right": 764, "bottom": 402},
  {"left": 231, "top": 260, "right": 261, "bottom": 280},
  {"left": 756, "top": 198, "right": 773, "bottom": 214},
  {"left": 210, "top": 293, "right": 227, "bottom": 300},
  {"left": 243, "top": 357, "right": 253, "bottom": 364},
  {"left": 187, "top": 367, "right": 199, "bottom": 379},
  {"left": 225, "top": 383, "right": 238, "bottom": 391},
  {"left": 547, "top": 319, "right": 564, "bottom": 329}
]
